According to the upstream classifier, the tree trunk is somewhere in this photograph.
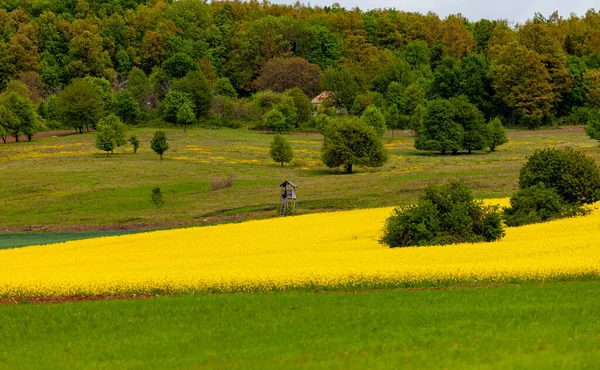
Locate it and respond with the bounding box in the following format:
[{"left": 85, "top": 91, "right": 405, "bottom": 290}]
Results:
[
  {"left": 441, "top": 148, "right": 446, "bottom": 155},
  {"left": 160, "top": 153, "right": 163, "bottom": 160},
  {"left": 184, "top": 125, "right": 187, "bottom": 133},
  {"left": 27, "top": 135, "right": 32, "bottom": 142},
  {"left": 281, "top": 161, "right": 284, "bottom": 167},
  {"left": 2, "top": 136, "right": 5, "bottom": 144},
  {"left": 15, "top": 135, "right": 18, "bottom": 142},
  {"left": 511, "top": 110, "right": 515, "bottom": 126},
  {"left": 346, "top": 163, "right": 353, "bottom": 174},
  {"left": 452, "top": 149, "right": 458, "bottom": 155},
  {"left": 392, "top": 129, "right": 394, "bottom": 139},
  {"left": 79, "top": 127, "right": 83, "bottom": 134},
  {"left": 468, "top": 148, "right": 472, "bottom": 155}
]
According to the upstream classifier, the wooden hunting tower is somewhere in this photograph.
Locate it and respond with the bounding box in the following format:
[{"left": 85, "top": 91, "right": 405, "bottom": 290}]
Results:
[{"left": 279, "top": 181, "right": 297, "bottom": 216}]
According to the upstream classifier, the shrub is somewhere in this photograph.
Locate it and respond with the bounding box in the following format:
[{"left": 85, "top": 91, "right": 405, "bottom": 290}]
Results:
[
  {"left": 518, "top": 148, "right": 600, "bottom": 205},
  {"left": 380, "top": 181, "right": 505, "bottom": 248},
  {"left": 361, "top": 105, "right": 387, "bottom": 136},
  {"left": 210, "top": 175, "right": 234, "bottom": 191},
  {"left": 503, "top": 184, "right": 585, "bottom": 227}
]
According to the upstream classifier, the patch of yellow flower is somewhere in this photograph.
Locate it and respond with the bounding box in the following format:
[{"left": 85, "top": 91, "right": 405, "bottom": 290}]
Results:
[{"left": 0, "top": 198, "right": 598, "bottom": 297}]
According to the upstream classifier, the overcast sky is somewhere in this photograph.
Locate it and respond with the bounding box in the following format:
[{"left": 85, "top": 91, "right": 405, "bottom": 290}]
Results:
[{"left": 277, "top": 0, "right": 597, "bottom": 23}]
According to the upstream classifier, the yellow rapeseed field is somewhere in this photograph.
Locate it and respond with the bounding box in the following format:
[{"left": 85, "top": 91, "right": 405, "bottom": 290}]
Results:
[{"left": 1, "top": 199, "right": 599, "bottom": 297}]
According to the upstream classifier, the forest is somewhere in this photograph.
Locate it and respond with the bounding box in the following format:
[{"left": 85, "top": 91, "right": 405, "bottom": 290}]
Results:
[{"left": 1, "top": 0, "right": 600, "bottom": 141}]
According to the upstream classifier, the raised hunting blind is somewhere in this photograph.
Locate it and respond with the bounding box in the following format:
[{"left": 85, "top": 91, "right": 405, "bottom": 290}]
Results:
[{"left": 279, "top": 181, "right": 297, "bottom": 216}]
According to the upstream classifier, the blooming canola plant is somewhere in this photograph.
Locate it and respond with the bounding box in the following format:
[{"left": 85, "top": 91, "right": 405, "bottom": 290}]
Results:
[{"left": 1, "top": 199, "right": 599, "bottom": 297}]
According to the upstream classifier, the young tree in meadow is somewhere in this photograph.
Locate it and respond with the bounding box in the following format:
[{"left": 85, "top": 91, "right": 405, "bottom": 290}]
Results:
[
  {"left": 57, "top": 79, "right": 104, "bottom": 133},
  {"left": 177, "top": 102, "right": 195, "bottom": 132},
  {"left": 361, "top": 105, "right": 387, "bottom": 136},
  {"left": 269, "top": 134, "right": 294, "bottom": 167},
  {"left": 128, "top": 135, "right": 140, "bottom": 153},
  {"left": 150, "top": 186, "right": 165, "bottom": 224},
  {"left": 487, "top": 117, "right": 508, "bottom": 151},
  {"left": 94, "top": 114, "right": 127, "bottom": 155},
  {"left": 150, "top": 130, "right": 169, "bottom": 160},
  {"left": 264, "top": 109, "right": 289, "bottom": 133},
  {"left": 321, "top": 118, "right": 388, "bottom": 174}
]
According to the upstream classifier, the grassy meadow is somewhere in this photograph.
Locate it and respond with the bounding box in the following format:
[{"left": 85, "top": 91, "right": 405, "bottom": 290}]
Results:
[
  {"left": 1, "top": 282, "right": 599, "bottom": 369},
  {"left": 1, "top": 126, "right": 598, "bottom": 231}
]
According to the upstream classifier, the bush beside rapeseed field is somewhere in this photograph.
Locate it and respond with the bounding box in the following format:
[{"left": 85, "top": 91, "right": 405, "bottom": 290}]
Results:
[{"left": 1, "top": 199, "right": 599, "bottom": 297}]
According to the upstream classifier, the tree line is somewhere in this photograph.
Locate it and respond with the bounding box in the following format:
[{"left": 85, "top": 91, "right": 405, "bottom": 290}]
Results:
[{"left": 1, "top": 0, "right": 600, "bottom": 143}]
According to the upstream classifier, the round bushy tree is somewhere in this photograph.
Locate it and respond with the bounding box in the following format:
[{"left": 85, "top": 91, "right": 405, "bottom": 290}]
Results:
[
  {"left": 264, "top": 109, "right": 289, "bottom": 133},
  {"left": 150, "top": 130, "right": 169, "bottom": 160},
  {"left": 114, "top": 90, "right": 140, "bottom": 124},
  {"left": 321, "top": 118, "right": 388, "bottom": 174},
  {"left": 269, "top": 134, "right": 294, "bottom": 166},
  {"left": 162, "top": 90, "right": 195, "bottom": 124},
  {"left": 176, "top": 102, "right": 195, "bottom": 132},
  {"left": 519, "top": 148, "right": 600, "bottom": 205},
  {"left": 361, "top": 105, "right": 387, "bottom": 136},
  {"left": 415, "top": 99, "right": 463, "bottom": 154},
  {"left": 584, "top": 109, "right": 600, "bottom": 144},
  {"left": 487, "top": 117, "right": 508, "bottom": 151},
  {"left": 162, "top": 53, "right": 198, "bottom": 78},
  {"left": 94, "top": 114, "right": 127, "bottom": 155}
]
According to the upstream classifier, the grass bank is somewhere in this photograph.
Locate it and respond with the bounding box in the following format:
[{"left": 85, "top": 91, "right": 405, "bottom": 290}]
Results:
[{"left": 1, "top": 127, "right": 596, "bottom": 230}]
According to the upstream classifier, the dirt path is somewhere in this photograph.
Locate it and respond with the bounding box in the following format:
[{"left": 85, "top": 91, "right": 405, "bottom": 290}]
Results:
[{"left": 2, "top": 130, "right": 83, "bottom": 144}]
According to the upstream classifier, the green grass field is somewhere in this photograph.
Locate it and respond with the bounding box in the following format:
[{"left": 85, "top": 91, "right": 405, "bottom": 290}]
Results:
[
  {"left": 0, "top": 230, "right": 152, "bottom": 249},
  {"left": 1, "top": 126, "right": 597, "bottom": 231},
  {"left": 1, "top": 282, "right": 599, "bottom": 369}
]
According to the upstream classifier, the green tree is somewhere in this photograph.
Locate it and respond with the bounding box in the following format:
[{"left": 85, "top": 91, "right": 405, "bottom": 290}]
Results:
[
  {"left": 269, "top": 134, "right": 294, "bottom": 167},
  {"left": 128, "top": 135, "right": 140, "bottom": 153},
  {"left": 487, "top": 117, "right": 508, "bottom": 151},
  {"left": 0, "top": 104, "right": 18, "bottom": 143},
  {"left": 150, "top": 130, "right": 169, "bottom": 160},
  {"left": 94, "top": 114, "right": 127, "bottom": 155},
  {"left": 263, "top": 109, "right": 289, "bottom": 133},
  {"left": 150, "top": 186, "right": 166, "bottom": 224},
  {"left": 286, "top": 87, "right": 312, "bottom": 124},
  {"left": 450, "top": 96, "right": 488, "bottom": 154},
  {"left": 1, "top": 92, "right": 38, "bottom": 142},
  {"left": 415, "top": 99, "right": 464, "bottom": 154},
  {"left": 215, "top": 77, "right": 237, "bottom": 98},
  {"left": 172, "top": 70, "right": 213, "bottom": 119},
  {"left": 162, "top": 90, "right": 194, "bottom": 124},
  {"left": 176, "top": 102, "right": 195, "bottom": 132},
  {"left": 519, "top": 148, "right": 600, "bottom": 205},
  {"left": 114, "top": 90, "right": 140, "bottom": 124},
  {"left": 162, "top": 53, "right": 198, "bottom": 79},
  {"left": 323, "top": 66, "right": 360, "bottom": 112},
  {"left": 321, "top": 118, "right": 388, "bottom": 174},
  {"left": 58, "top": 79, "right": 104, "bottom": 133},
  {"left": 360, "top": 105, "right": 387, "bottom": 136}
]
